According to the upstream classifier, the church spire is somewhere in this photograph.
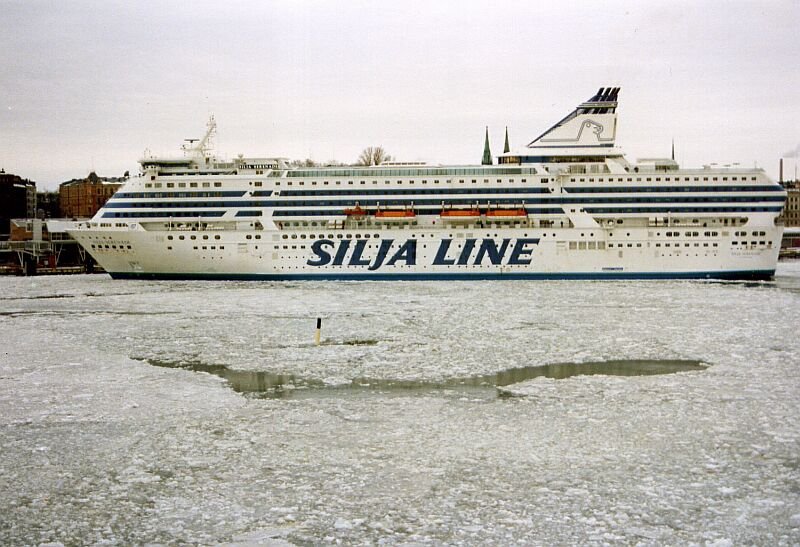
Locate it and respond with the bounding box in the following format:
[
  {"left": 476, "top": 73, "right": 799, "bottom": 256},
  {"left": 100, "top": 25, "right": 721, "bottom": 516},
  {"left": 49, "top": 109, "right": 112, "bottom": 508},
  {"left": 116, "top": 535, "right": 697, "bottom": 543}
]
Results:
[
  {"left": 503, "top": 126, "right": 510, "bottom": 154},
  {"left": 671, "top": 139, "right": 675, "bottom": 161},
  {"left": 482, "top": 126, "right": 492, "bottom": 165}
]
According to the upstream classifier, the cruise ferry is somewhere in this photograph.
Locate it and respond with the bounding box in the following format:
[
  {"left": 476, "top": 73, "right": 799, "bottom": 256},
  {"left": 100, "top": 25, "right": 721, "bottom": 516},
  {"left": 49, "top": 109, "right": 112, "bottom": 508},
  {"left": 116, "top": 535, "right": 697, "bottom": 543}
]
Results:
[{"left": 68, "top": 87, "right": 786, "bottom": 280}]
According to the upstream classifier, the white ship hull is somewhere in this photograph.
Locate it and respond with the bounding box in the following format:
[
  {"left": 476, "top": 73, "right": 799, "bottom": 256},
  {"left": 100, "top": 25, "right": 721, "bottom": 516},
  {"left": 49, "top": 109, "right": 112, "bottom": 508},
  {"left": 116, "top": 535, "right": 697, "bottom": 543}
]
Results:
[{"left": 71, "top": 223, "right": 782, "bottom": 280}]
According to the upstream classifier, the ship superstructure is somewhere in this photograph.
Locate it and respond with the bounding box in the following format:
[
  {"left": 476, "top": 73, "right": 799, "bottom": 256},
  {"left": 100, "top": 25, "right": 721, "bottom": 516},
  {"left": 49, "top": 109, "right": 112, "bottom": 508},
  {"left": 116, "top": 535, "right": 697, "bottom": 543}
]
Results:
[{"left": 67, "top": 88, "right": 786, "bottom": 280}]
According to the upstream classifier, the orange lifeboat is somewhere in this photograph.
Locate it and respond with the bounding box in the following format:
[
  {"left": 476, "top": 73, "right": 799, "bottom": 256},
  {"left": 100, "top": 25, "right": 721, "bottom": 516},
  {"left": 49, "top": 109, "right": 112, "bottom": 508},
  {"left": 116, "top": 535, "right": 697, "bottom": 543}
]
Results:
[
  {"left": 344, "top": 204, "right": 367, "bottom": 218},
  {"left": 485, "top": 207, "right": 528, "bottom": 218},
  {"left": 439, "top": 208, "right": 480, "bottom": 218},
  {"left": 375, "top": 209, "right": 416, "bottom": 218},
  {"left": 440, "top": 207, "right": 480, "bottom": 224}
]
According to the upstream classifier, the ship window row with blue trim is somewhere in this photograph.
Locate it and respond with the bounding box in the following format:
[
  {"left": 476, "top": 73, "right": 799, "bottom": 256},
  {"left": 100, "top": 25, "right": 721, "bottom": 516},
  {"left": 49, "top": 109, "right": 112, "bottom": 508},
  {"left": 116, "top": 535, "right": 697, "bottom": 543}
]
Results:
[
  {"left": 270, "top": 205, "right": 782, "bottom": 218},
  {"left": 566, "top": 185, "right": 782, "bottom": 194},
  {"left": 111, "top": 186, "right": 780, "bottom": 202},
  {"left": 278, "top": 187, "right": 549, "bottom": 197},
  {"left": 584, "top": 206, "right": 783, "bottom": 214},
  {"left": 273, "top": 208, "right": 562, "bottom": 217},
  {"left": 569, "top": 176, "right": 758, "bottom": 183},
  {"left": 105, "top": 198, "right": 545, "bottom": 209},
  {"left": 114, "top": 191, "right": 249, "bottom": 199},
  {"left": 104, "top": 200, "right": 275, "bottom": 209},
  {"left": 559, "top": 196, "right": 784, "bottom": 205},
  {"left": 276, "top": 178, "right": 541, "bottom": 187},
  {"left": 103, "top": 194, "right": 784, "bottom": 211},
  {"left": 517, "top": 156, "right": 613, "bottom": 163},
  {"left": 102, "top": 211, "right": 226, "bottom": 218},
  {"left": 284, "top": 167, "right": 538, "bottom": 178}
]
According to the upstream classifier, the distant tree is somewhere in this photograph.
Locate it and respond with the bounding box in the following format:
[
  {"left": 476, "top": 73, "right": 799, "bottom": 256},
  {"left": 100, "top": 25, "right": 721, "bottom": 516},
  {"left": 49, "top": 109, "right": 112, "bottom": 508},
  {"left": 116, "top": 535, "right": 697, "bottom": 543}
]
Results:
[
  {"left": 356, "top": 146, "right": 392, "bottom": 166},
  {"left": 289, "top": 159, "right": 319, "bottom": 168}
]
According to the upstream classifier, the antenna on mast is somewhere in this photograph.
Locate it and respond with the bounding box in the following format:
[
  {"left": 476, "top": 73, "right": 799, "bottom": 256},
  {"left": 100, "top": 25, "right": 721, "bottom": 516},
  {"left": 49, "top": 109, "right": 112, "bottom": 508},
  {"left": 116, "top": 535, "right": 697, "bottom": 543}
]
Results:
[{"left": 181, "top": 115, "right": 217, "bottom": 159}]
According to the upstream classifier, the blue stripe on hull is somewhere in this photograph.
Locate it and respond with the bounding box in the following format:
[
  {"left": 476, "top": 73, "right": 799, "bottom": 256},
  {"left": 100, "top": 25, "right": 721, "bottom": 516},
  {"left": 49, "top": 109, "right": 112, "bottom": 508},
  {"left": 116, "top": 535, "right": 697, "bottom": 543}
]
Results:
[{"left": 109, "top": 270, "right": 776, "bottom": 281}]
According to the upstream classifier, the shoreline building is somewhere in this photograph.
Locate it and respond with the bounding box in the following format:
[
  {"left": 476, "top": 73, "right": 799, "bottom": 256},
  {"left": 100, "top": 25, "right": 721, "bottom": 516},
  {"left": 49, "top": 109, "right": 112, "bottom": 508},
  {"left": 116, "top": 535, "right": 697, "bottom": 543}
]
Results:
[
  {"left": 0, "top": 170, "right": 36, "bottom": 239},
  {"left": 778, "top": 158, "right": 799, "bottom": 227},
  {"left": 779, "top": 182, "right": 799, "bottom": 227},
  {"left": 59, "top": 172, "right": 126, "bottom": 218}
]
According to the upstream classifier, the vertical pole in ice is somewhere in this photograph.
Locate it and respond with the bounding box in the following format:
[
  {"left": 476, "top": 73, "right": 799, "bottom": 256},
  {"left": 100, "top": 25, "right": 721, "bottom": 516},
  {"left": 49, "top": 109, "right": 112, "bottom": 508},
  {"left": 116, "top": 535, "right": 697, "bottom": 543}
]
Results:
[{"left": 315, "top": 317, "right": 322, "bottom": 346}]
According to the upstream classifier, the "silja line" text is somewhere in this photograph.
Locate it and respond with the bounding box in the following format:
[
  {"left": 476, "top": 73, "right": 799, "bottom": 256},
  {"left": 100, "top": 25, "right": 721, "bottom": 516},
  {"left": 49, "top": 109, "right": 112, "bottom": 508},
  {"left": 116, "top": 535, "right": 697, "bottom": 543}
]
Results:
[{"left": 306, "top": 238, "right": 539, "bottom": 270}]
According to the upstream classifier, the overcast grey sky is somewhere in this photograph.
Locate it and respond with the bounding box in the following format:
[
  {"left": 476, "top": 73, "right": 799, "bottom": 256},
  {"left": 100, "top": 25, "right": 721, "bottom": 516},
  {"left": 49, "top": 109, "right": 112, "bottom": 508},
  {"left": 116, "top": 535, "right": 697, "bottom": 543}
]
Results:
[{"left": 1, "top": 0, "right": 798, "bottom": 190}]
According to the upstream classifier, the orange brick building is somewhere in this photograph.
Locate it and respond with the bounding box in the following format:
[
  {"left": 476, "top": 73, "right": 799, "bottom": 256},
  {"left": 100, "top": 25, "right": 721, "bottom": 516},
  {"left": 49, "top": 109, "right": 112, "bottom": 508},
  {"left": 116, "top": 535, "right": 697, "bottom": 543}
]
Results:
[{"left": 59, "top": 172, "right": 123, "bottom": 218}]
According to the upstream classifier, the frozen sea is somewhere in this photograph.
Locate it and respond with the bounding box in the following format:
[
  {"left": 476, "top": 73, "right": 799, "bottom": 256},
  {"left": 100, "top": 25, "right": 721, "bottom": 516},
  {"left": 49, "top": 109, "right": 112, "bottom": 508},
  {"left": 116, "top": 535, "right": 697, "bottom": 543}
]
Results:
[{"left": 2, "top": 262, "right": 800, "bottom": 546}]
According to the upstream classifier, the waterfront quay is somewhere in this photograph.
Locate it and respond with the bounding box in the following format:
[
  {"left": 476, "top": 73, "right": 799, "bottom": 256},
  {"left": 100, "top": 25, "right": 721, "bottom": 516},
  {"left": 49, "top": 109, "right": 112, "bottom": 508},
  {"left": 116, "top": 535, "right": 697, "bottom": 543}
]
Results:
[
  {"left": 0, "top": 219, "right": 98, "bottom": 276},
  {"left": 1, "top": 170, "right": 121, "bottom": 275}
]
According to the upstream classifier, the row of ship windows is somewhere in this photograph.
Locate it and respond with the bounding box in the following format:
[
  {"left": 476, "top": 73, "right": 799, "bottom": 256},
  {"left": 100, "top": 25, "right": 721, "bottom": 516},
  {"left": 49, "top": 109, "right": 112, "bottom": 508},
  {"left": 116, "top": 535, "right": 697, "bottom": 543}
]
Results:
[
  {"left": 120, "top": 186, "right": 781, "bottom": 200},
  {"left": 147, "top": 181, "right": 223, "bottom": 188},
  {"left": 90, "top": 244, "right": 132, "bottom": 250},
  {"left": 117, "top": 191, "right": 248, "bottom": 199},
  {"left": 161, "top": 241, "right": 768, "bottom": 253},
  {"left": 166, "top": 246, "right": 227, "bottom": 251},
  {"left": 143, "top": 175, "right": 760, "bottom": 189},
  {"left": 274, "top": 178, "right": 539, "bottom": 186},
  {"left": 105, "top": 195, "right": 785, "bottom": 209},
  {"left": 270, "top": 206, "right": 783, "bottom": 218},
  {"left": 285, "top": 167, "right": 538, "bottom": 178},
  {"left": 279, "top": 187, "right": 548, "bottom": 197},
  {"left": 602, "top": 242, "right": 722, "bottom": 249},
  {"left": 189, "top": 216, "right": 746, "bottom": 230},
  {"left": 281, "top": 219, "right": 564, "bottom": 229},
  {"left": 167, "top": 234, "right": 223, "bottom": 241},
  {"left": 584, "top": 206, "right": 781, "bottom": 214},
  {"left": 565, "top": 185, "right": 778, "bottom": 194},
  {"left": 157, "top": 230, "right": 745, "bottom": 244},
  {"left": 271, "top": 230, "right": 739, "bottom": 242},
  {"left": 102, "top": 206, "right": 780, "bottom": 221},
  {"left": 277, "top": 232, "right": 543, "bottom": 240},
  {"left": 146, "top": 178, "right": 539, "bottom": 188},
  {"left": 104, "top": 212, "right": 226, "bottom": 218},
  {"left": 158, "top": 229, "right": 762, "bottom": 244},
  {"left": 606, "top": 231, "right": 724, "bottom": 237},
  {"left": 274, "top": 230, "right": 731, "bottom": 240},
  {"left": 570, "top": 176, "right": 758, "bottom": 183},
  {"left": 574, "top": 241, "right": 768, "bottom": 249}
]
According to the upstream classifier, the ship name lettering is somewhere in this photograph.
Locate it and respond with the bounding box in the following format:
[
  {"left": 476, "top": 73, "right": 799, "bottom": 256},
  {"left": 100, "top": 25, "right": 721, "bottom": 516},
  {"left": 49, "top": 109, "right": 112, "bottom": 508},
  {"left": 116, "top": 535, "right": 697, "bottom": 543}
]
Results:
[
  {"left": 307, "top": 238, "right": 415, "bottom": 269},
  {"left": 307, "top": 238, "right": 539, "bottom": 269},
  {"left": 433, "top": 238, "right": 539, "bottom": 266}
]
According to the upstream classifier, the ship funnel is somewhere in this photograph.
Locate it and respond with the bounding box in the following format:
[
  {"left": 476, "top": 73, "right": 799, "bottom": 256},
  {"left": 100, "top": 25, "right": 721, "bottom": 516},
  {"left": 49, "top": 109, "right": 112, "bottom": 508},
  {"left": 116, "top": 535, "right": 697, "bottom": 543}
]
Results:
[{"left": 527, "top": 87, "right": 620, "bottom": 148}]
